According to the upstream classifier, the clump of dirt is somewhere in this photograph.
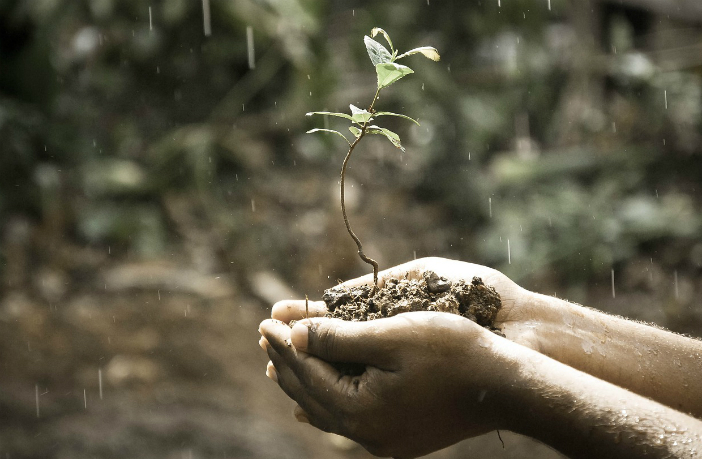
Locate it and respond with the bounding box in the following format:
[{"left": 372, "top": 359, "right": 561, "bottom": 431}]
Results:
[{"left": 322, "top": 271, "right": 502, "bottom": 331}]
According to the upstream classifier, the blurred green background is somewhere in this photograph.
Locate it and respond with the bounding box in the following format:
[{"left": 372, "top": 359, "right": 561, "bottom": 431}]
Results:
[{"left": 1, "top": 0, "right": 701, "bottom": 458}]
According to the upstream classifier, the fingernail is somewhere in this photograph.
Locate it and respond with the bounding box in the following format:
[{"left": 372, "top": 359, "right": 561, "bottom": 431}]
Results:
[
  {"left": 266, "top": 361, "right": 278, "bottom": 382},
  {"left": 294, "top": 411, "right": 310, "bottom": 424},
  {"left": 291, "top": 322, "right": 309, "bottom": 350},
  {"left": 259, "top": 336, "right": 269, "bottom": 351}
]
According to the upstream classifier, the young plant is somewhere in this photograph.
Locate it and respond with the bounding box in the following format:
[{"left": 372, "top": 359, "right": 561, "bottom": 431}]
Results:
[{"left": 307, "top": 27, "right": 440, "bottom": 292}]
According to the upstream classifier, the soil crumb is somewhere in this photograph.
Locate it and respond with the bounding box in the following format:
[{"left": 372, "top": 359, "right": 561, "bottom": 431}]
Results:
[{"left": 322, "top": 271, "right": 502, "bottom": 331}]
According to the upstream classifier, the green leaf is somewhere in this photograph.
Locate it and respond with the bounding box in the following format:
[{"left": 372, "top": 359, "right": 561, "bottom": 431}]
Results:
[
  {"left": 349, "top": 104, "right": 374, "bottom": 124},
  {"left": 371, "top": 27, "right": 394, "bottom": 53},
  {"left": 374, "top": 111, "right": 420, "bottom": 125},
  {"left": 306, "top": 128, "right": 350, "bottom": 145},
  {"left": 364, "top": 36, "right": 392, "bottom": 66},
  {"left": 375, "top": 63, "right": 414, "bottom": 89},
  {"left": 367, "top": 125, "right": 405, "bottom": 151},
  {"left": 396, "top": 46, "right": 441, "bottom": 61},
  {"left": 349, "top": 126, "right": 362, "bottom": 137},
  {"left": 306, "top": 111, "right": 353, "bottom": 121}
]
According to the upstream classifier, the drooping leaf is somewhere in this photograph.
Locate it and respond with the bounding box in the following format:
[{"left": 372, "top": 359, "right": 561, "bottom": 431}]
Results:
[
  {"left": 375, "top": 63, "right": 414, "bottom": 89},
  {"left": 349, "top": 104, "right": 374, "bottom": 124},
  {"left": 306, "top": 128, "right": 350, "bottom": 145},
  {"left": 367, "top": 125, "right": 405, "bottom": 151},
  {"left": 306, "top": 111, "right": 353, "bottom": 121},
  {"left": 364, "top": 36, "right": 392, "bottom": 66},
  {"left": 396, "top": 46, "right": 441, "bottom": 62},
  {"left": 374, "top": 111, "right": 420, "bottom": 125},
  {"left": 371, "top": 27, "right": 394, "bottom": 53},
  {"left": 349, "top": 126, "right": 362, "bottom": 137}
]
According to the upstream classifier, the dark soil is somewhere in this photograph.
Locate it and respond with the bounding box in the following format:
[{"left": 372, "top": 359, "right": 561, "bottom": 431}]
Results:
[{"left": 322, "top": 271, "right": 503, "bottom": 330}]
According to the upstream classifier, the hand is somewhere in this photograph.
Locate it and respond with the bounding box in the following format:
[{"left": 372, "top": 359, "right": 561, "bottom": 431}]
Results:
[
  {"left": 259, "top": 311, "right": 513, "bottom": 458},
  {"left": 271, "top": 257, "right": 541, "bottom": 349}
]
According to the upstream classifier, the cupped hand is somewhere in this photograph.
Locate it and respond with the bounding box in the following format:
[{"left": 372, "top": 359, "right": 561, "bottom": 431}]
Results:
[
  {"left": 259, "top": 311, "right": 513, "bottom": 458},
  {"left": 271, "top": 257, "right": 540, "bottom": 349}
]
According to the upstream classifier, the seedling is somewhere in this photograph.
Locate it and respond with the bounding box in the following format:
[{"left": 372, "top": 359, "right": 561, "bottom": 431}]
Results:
[{"left": 306, "top": 28, "right": 440, "bottom": 291}]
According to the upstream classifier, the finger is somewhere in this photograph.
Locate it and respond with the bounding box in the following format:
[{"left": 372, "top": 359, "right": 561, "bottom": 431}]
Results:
[
  {"left": 266, "top": 344, "right": 337, "bottom": 432},
  {"left": 262, "top": 319, "right": 367, "bottom": 404},
  {"left": 271, "top": 300, "right": 327, "bottom": 323},
  {"left": 289, "top": 317, "right": 399, "bottom": 369},
  {"left": 259, "top": 336, "right": 270, "bottom": 351},
  {"left": 266, "top": 360, "right": 278, "bottom": 382}
]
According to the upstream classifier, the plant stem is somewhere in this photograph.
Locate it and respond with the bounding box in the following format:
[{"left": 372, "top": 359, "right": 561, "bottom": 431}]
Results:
[
  {"left": 340, "top": 126, "right": 379, "bottom": 292},
  {"left": 339, "top": 87, "right": 383, "bottom": 292}
]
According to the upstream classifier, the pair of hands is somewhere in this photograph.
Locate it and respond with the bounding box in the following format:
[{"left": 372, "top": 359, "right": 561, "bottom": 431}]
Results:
[{"left": 259, "top": 258, "right": 533, "bottom": 458}]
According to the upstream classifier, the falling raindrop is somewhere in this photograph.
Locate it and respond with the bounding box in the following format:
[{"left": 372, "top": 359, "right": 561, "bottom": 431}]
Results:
[
  {"left": 489, "top": 197, "right": 492, "bottom": 218},
  {"left": 251, "top": 199, "right": 256, "bottom": 212},
  {"left": 156, "top": 66, "right": 160, "bottom": 74},
  {"left": 246, "top": 26, "right": 255, "bottom": 69},
  {"left": 99, "top": 369, "right": 103, "bottom": 400},
  {"left": 202, "top": 0, "right": 212, "bottom": 36},
  {"left": 84, "top": 389, "right": 87, "bottom": 409},
  {"left": 674, "top": 270, "right": 679, "bottom": 299},
  {"left": 507, "top": 239, "right": 511, "bottom": 264},
  {"left": 149, "top": 6, "right": 153, "bottom": 31},
  {"left": 413, "top": 250, "right": 417, "bottom": 259},
  {"left": 35, "top": 384, "right": 40, "bottom": 418},
  {"left": 612, "top": 122, "right": 616, "bottom": 133},
  {"left": 547, "top": 0, "right": 551, "bottom": 10},
  {"left": 611, "top": 269, "right": 616, "bottom": 298},
  {"left": 664, "top": 90, "right": 668, "bottom": 109}
]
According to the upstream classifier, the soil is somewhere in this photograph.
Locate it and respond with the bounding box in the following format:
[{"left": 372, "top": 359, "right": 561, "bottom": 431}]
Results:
[
  {"left": 322, "top": 271, "right": 503, "bottom": 330},
  {"left": 319, "top": 271, "right": 502, "bottom": 375}
]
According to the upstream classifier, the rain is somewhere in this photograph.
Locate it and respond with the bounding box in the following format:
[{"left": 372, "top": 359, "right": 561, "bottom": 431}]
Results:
[{"left": 1, "top": 1, "right": 702, "bottom": 458}]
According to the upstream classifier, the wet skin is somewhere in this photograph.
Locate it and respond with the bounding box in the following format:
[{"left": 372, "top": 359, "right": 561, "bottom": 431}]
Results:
[{"left": 260, "top": 257, "right": 702, "bottom": 458}]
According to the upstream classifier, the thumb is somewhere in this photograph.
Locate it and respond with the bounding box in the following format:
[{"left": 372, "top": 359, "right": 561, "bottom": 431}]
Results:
[{"left": 291, "top": 318, "right": 397, "bottom": 369}]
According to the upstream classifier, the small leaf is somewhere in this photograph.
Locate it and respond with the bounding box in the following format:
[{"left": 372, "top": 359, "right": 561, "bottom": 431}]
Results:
[
  {"left": 371, "top": 27, "right": 394, "bottom": 53},
  {"left": 306, "top": 128, "right": 350, "bottom": 145},
  {"left": 396, "top": 46, "right": 441, "bottom": 62},
  {"left": 375, "top": 63, "right": 414, "bottom": 89},
  {"left": 374, "top": 111, "right": 420, "bottom": 125},
  {"left": 349, "top": 104, "right": 374, "bottom": 124},
  {"left": 306, "top": 111, "right": 353, "bottom": 121},
  {"left": 364, "top": 36, "right": 392, "bottom": 66},
  {"left": 367, "top": 125, "right": 405, "bottom": 151},
  {"left": 349, "top": 126, "right": 362, "bottom": 137}
]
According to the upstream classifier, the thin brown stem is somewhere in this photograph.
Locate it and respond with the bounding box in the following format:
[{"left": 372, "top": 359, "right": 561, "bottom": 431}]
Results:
[
  {"left": 339, "top": 87, "right": 383, "bottom": 293},
  {"left": 341, "top": 126, "right": 379, "bottom": 292}
]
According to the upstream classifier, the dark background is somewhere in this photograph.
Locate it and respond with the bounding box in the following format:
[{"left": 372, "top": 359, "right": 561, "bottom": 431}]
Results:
[{"left": 1, "top": 0, "right": 701, "bottom": 457}]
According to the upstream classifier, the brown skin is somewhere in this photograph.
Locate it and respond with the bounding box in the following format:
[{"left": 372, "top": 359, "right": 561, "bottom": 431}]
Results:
[{"left": 259, "top": 257, "right": 702, "bottom": 458}]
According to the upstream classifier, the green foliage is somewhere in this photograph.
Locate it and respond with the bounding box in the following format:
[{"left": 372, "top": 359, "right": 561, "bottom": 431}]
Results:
[
  {"left": 2, "top": 0, "right": 701, "bottom": 293},
  {"left": 307, "top": 28, "right": 439, "bottom": 152}
]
